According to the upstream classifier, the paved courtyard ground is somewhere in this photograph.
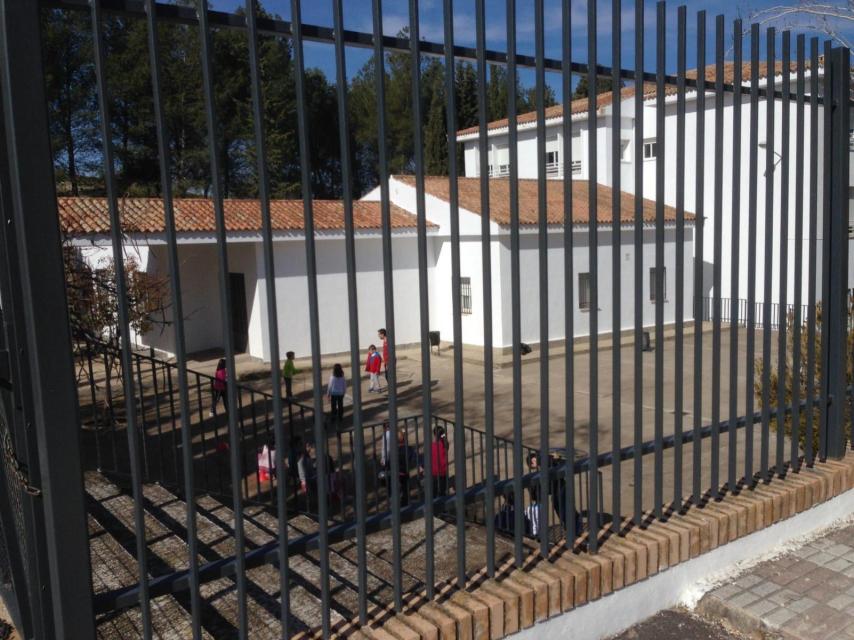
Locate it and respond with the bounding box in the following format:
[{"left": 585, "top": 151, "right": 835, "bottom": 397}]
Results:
[{"left": 223, "top": 324, "right": 796, "bottom": 517}]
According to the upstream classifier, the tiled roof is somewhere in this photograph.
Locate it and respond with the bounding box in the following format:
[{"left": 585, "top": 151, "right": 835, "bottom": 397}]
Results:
[
  {"left": 393, "top": 175, "right": 693, "bottom": 226},
  {"left": 57, "top": 197, "right": 430, "bottom": 236},
  {"left": 457, "top": 85, "right": 651, "bottom": 137},
  {"left": 457, "top": 60, "right": 814, "bottom": 137}
]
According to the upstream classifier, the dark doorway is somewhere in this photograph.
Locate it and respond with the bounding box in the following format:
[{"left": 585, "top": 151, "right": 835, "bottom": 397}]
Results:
[{"left": 229, "top": 273, "right": 248, "bottom": 353}]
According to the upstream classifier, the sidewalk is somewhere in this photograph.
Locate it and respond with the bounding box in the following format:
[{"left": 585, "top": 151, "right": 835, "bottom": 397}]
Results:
[{"left": 698, "top": 519, "right": 854, "bottom": 639}]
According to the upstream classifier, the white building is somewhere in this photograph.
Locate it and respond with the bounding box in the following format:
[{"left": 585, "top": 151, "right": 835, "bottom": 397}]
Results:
[
  {"left": 59, "top": 176, "right": 694, "bottom": 361},
  {"left": 459, "top": 62, "right": 845, "bottom": 308}
]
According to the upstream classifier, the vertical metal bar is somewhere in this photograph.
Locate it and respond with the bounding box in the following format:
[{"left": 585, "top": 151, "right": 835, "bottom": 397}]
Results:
[
  {"left": 149, "top": 354, "right": 165, "bottom": 483},
  {"left": 89, "top": 1, "right": 152, "bottom": 634},
  {"left": 243, "top": 0, "right": 293, "bottom": 622},
  {"left": 840, "top": 49, "right": 853, "bottom": 455},
  {"left": 407, "top": 0, "right": 435, "bottom": 596},
  {"left": 369, "top": 0, "right": 403, "bottom": 609},
  {"left": 587, "top": 0, "right": 601, "bottom": 550},
  {"left": 332, "top": 0, "right": 368, "bottom": 618},
  {"left": 196, "top": 375, "right": 209, "bottom": 487},
  {"left": 805, "top": 38, "right": 819, "bottom": 467},
  {"left": 673, "top": 4, "right": 686, "bottom": 509},
  {"left": 710, "top": 14, "right": 724, "bottom": 499},
  {"left": 693, "top": 10, "right": 706, "bottom": 504},
  {"left": 87, "top": 351, "right": 102, "bottom": 471},
  {"left": 653, "top": 0, "right": 665, "bottom": 518},
  {"left": 791, "top": 34, "right": 806, "bottom": 470},
  {"left": 745, "top": 23, "right": 760, "bottom": 485},
  {"left": 534, "top": 0, "right": 550, "bottom": 558},
  {"left": 610, "top": 0, "right": 622, "bottom": 532},
  {"left": 164, "top": 364, "right": 179, "bottom": 485},
  {"left": 562, "top": 0, "right": 577, "bottom": 545},
  {"left": 633, "top": 0, "right": 646, "bottom": 523},
  {"left": 251, "top": 392, "right": 261, "bottom": 497},
  {"left": 196, "top": 0, "right": 251, "bottom": 625},
  {"left": 506, "top": 0, "right": 525, "bottom": 565},
  {"left": 442, "top": 0, "right": 467, "bottom": 586},
  {"left": 819, "top": 41, "right": 836, "bottom": 461},
  {"left": 777, "top": 32, "right": 791, "bottom": 476},
  {"left": 823, "top": 45, "right": 849, "bottom": 460},
  {"left": 760, "top": 28, "right": 776, "bottom": 482},
  {"left": 474, "top": 0, "right": 495, "bottom": 577},
  {"left": 728, "top": 19, "right": 743, "bottom": 492},
  {"left": 289, "top": 4, "right": 330, "bottom": 631},
  {"left": 104, "top": 350, "right": 118, "bottom": 468},
  {"left": 135, "top": 355, "right": 150, "bottom": 481},
  {"left": 0, "top": 2, "right": 95, "bottom": 635}
]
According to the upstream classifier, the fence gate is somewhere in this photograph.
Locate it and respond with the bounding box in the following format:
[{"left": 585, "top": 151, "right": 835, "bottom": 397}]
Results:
[{"left": 0, "top": 0, "right": 852, "bottom": 639}]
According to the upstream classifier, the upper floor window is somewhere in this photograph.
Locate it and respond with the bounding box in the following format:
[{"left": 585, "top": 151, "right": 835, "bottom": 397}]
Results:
[
  {"left": 578, "top": 272, "right": 591, "bottom": 310},
  {"left": 643, "top": 140, "right": 657, "bottom": 160},
  {"left": 460, "top": 277, "right": 473, "bottom": 315},
  {"left": 620, "top": 139, "right": 631, "bottom": 161},
  {"left": 545, "top": 150, "right": 560, "bottom": 174},
  {"left": 649, "top": 267, "right": 667, "bottom": 302},
  {"left": 489, "top": 144, "right": 510, "bottom": 177}
]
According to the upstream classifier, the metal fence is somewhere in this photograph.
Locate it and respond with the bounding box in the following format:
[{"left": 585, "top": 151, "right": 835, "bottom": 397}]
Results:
[
  {"left": 702, "top": 297, "right": 854, "bottom": 331},
  {"left": 0, "top": 0, "right": 851, "bottom": 639}
]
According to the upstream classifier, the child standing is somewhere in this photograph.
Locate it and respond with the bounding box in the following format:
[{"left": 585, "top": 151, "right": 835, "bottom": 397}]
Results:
[
  {"left": 282, "top": 351, "right": 299, "bottom": 400},
  {"left": 210, "top": 358, "right": 228, "bottom": 416},
  {"left": 365, "top": 345, "right": 382, "bottom": 392},
  {"left": 326, "top": 363, "right": 346, "bottom": 422}
]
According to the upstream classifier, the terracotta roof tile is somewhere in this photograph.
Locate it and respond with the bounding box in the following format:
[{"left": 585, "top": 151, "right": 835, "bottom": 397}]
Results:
[
  {"left": 394, "top": 175, "right": 693, "bottom": 225},
  {"left": 457, "top": 60, "right": 814, "bottom": 137},
  {"left": 57, "top": 197, "right": 430, "bottom": 236}
]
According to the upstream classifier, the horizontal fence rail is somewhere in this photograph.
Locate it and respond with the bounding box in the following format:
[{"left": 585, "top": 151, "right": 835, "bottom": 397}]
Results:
[{"left": 0, "top": 0, "right": 850, "bottom": 638}]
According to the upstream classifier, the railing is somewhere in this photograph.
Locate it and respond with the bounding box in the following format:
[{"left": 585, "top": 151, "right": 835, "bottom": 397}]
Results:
[
  {"left": 702, "top": 297, "right": 854, "bottom": 331},
  {"left": 76, "top": 338, "right": 600, "bottom": 538},
  {"left": 0, "top": 1, "right": 851, "bottom": 639}
]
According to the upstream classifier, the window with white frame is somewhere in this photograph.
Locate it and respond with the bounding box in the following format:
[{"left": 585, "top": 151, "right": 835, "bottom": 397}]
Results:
[
  {"left": 649, "top": 266, "right": 666, "bottom": 302},
  {"left": 545, "top": 135, "right": 560, "bottom": 174},
  {"left": 578, "top": 272, "right": 591, "bottom": 310},
  {"left": 460, "top": 277, "right": 473, "bottom": 315},
  {"left": 643, "top": 139, "right": 657, "bottom": 160},
  {"left": 620, "top": 139, "right": 631, "bottom": 161},
  {"left": 490, "top": 144, "right": 509, "bottom": 177}
]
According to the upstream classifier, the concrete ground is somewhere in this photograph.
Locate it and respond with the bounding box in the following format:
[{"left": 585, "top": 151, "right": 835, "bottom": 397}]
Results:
[
  {"left": 698, "top": 520, "right": 854, "bottom": 639},
  {"left": 229, "top": 323, "right": 797, "bottom": 517},
  {"left": 608, "top": 608, "right": 749, "bottom": 640}
]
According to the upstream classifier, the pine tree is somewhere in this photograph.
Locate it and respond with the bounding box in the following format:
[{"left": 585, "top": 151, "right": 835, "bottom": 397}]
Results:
[
  {"left": 41, "top": 8, "right": 97, "bottom": 196},
  {"left": 572, "top": 75, "right": 622, "bottom": 100},
  {"left": 424, "top": 74, "right": 448, "bottom": 175}
]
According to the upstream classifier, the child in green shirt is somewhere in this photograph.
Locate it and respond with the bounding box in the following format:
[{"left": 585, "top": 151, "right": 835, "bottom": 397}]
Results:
[{"left": 282, "top": 351, "right": 299, "bottom": 400}]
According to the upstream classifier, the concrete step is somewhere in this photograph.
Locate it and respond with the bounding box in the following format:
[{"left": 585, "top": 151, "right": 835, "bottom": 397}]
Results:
[
  {"left": 87, "top": 471, "right": 521, "bottom": 637},
  {"left": 89, "top": 511, "right": 212, "bottom": 640},
  {"left": 86, "top": 472, "right": 283, "bottom": 638}
]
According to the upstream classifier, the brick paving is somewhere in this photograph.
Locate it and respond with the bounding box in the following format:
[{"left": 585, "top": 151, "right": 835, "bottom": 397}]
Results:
[{"left": 699, "top": 521, "right": 854, "bottom": 639}]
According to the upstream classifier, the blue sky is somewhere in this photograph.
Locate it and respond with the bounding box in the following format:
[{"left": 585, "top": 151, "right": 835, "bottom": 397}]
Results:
[{"left": 207, "top": 1, "right": 853, "bottom": 94}]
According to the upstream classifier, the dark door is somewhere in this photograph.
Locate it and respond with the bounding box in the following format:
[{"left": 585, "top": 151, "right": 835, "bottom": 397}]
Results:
[{"left": 229, "top": 273, "right": 248, "bottom": 353}]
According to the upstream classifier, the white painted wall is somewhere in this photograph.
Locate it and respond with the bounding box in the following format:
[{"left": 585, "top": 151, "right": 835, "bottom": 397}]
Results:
[
  {"left": 254, "top": 234, "right": 431, "bottom": 363},
  {"left": 461, "top": 72, "right": 835, "bottom": 309},
  {"left": 494, "top": 225, "right": 694, "bottom": 347}
]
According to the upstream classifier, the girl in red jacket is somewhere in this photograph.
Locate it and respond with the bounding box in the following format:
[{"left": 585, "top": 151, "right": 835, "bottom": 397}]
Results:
[
  {"left": 210, "top": 358, "right": 228, "bottom": 416},
  {"left": 365, "top": 345, "right": 383, "bottom": 392},
  {"left": 431, "top": 425, "right": 449, "bottom": 496}
]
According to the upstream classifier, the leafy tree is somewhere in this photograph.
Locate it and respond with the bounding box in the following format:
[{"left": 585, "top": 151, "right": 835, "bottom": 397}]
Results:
[
  {"left": 42, "top": 8, "right": 97, "bottom": 196},
  {"left": 522, "top": 84, "right": 557, "bottom": 112}
]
